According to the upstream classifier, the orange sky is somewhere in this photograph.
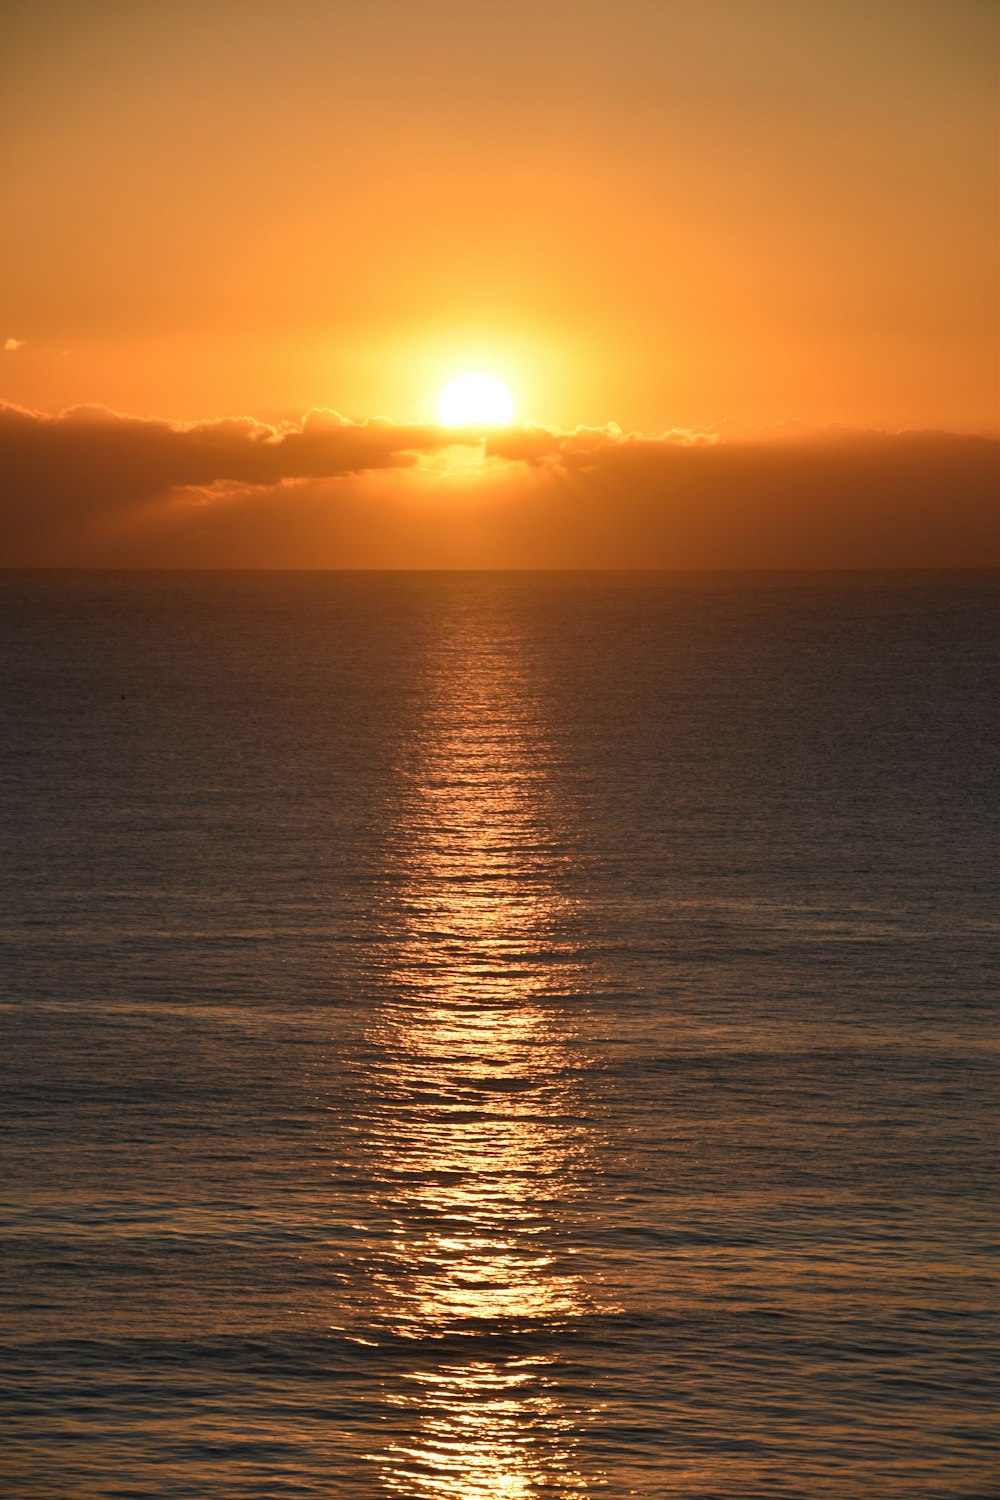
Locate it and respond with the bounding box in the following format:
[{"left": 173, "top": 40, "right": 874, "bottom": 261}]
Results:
[{"left": 0, "top": 0, "right": 997, "bottom": 566}]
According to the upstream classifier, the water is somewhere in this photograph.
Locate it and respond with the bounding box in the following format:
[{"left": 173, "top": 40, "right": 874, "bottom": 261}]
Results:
[{"left": 1, "top": 570, "right": 997, "bottom": 1498}]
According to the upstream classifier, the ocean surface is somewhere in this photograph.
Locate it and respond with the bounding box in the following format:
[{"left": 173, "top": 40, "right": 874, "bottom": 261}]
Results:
[{"left": 1, "top": 570, "right": 997, "bottom": 1499}]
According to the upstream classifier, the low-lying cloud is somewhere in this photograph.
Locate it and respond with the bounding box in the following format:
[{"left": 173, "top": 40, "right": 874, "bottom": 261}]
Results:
[
  {"left": 0, "top": 401, "right": 996, "bottom": 568},
  {"left": 0, "top": 402, "right": 451, "bottom": 495}
]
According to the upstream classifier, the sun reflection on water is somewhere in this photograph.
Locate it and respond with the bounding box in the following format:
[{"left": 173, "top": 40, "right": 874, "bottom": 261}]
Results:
[
  {"left": 383, "top": 1359, "right": 588, "bottom": 1499},
  {"left": 354, "top": 603, "right": 606, "bottom": 1496}
]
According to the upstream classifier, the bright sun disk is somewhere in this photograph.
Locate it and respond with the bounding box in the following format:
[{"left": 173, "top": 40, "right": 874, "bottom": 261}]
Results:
[{"left": 437, "top": 373, "right": 514, "bottom": 427}]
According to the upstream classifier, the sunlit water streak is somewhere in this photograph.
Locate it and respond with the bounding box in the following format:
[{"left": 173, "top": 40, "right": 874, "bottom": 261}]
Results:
[{"left": 344, "top": 608, "right": 606, "bottom": 1494}]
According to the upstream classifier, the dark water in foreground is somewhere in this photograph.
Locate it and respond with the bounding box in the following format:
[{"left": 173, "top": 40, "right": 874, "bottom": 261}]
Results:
[{"left": 1, "top": 571, "right": 997, "bottom": 1498}]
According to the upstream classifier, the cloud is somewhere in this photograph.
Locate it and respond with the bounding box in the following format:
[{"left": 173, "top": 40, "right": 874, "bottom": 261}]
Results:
[
  {"left": 4, "top": 337, "right": 25, "bottom": 352},
  {"left": 0, "top": 400, "right": 996, "bottom": 568},
  {"left": 0, "top": 402, "right": 457, "bottom": 496}
]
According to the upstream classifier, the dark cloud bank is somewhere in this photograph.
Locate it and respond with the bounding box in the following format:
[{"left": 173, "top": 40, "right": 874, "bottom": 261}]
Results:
[{"left": 0, "top": 401, "right": 996, "bottom": 568}]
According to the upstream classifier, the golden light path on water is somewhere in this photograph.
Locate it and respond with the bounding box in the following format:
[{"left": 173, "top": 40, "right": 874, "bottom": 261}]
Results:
[{"left": 355, "top": 597, "right": 607, "bottom": 1497}]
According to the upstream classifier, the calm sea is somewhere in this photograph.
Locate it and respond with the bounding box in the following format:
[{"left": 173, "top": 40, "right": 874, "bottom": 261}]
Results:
[{"left": 1, "top": 571, "right": 997, "bottom": 1498}]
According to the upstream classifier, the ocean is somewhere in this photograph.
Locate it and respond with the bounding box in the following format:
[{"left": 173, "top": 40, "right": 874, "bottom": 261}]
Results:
[{"left": 1, "top": 570, "right": 997, "bottom": 1497}]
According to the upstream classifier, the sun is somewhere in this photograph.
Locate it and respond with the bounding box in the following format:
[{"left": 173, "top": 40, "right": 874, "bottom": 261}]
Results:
[{"left": 437, "top": 372, "right": 514, "bottom": 428}]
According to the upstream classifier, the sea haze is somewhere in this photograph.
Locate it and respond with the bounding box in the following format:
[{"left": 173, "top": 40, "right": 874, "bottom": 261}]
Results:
[{"left": 1, "top": 570, "right": 997, "bottom": 1498}]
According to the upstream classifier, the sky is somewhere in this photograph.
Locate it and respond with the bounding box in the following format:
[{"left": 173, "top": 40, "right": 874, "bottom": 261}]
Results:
[{"left": 1, "top": 0, "right": 997, "bottom": 567}]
